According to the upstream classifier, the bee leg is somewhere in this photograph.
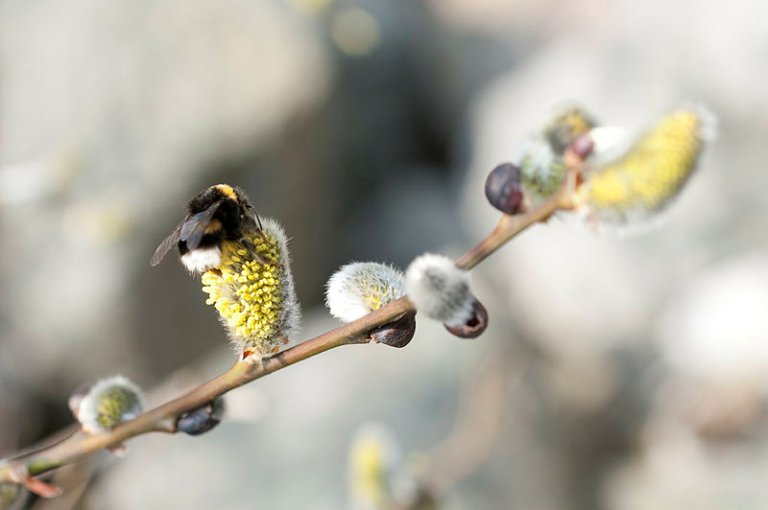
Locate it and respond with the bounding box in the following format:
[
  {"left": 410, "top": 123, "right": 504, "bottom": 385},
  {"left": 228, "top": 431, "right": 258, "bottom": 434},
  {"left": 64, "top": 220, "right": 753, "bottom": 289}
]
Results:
[
  {"left": 253, "top": 229, "right": 271, "bottom": 248},
  {"left": 240, "top": 238, "right": 269, "bottom": 265}
]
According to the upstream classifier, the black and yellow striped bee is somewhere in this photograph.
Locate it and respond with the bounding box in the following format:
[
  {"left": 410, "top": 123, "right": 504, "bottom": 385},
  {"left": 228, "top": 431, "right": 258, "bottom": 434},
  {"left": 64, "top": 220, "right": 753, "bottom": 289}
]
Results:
[
  {"left": 150, "top": 184, "right": 261, "bottom": 273},
  {"left": 151, "top": 184, "right": 300, "bottom": 358}
]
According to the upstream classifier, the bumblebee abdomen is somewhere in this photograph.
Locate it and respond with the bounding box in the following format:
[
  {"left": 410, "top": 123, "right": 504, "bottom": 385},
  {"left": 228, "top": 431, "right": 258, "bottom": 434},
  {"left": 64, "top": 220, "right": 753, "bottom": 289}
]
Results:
[
  {"left": 177, "top": 201, "right": 237, "bottom": 272},
  {"left": 178, "top": 232, "right": 223, "bottom": 255}
]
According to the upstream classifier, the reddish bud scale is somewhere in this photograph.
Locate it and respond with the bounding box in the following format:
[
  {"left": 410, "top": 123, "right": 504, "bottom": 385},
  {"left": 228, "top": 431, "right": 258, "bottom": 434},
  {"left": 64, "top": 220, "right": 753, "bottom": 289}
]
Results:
[
  {"left": 570, "top": 133, "right": 595, "bottom": 160},
  {"left": 444, "top": 300, "right": 489, "bottom": 339},
  {"left": 369, "top": 311, "right": 416, "bottom": 348},
  {"left": 485, "top": 163, "right": 525, "bottom": 215}
]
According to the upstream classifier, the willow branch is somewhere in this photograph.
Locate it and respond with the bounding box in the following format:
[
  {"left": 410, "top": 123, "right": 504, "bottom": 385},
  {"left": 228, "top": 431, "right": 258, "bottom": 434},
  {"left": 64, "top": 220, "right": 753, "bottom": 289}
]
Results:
[{"left": 0, "top": 164, "right": 578, "bottom": 486}]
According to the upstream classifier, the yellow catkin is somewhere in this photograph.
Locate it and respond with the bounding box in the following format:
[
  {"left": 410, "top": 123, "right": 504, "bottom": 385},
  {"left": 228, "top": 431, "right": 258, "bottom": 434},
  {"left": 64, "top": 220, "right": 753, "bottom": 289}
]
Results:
[
  {"left": 582, "top": 110, "right": 707, "bottom": 222},
  {"left": 201, "top": 228, "right": 289, "bottom": 356},
  {"left": 349, "top": 428, "right": 394, "bottom": 508}
]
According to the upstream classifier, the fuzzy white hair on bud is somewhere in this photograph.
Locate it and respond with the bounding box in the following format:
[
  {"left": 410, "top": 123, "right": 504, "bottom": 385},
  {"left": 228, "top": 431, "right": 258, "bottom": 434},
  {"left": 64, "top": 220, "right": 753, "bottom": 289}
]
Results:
[
  {"left": 586, "top": 126, "right": 628, "bottom": 162},
  {"left": 326, "top": 262, "right": 405, "bottom": 323},
  {"left": 259, "top": 217, "right": 302, "bottom": 343},
  {"left": 69, "top": 375, "right": 144, "bottom": 434},
  {"left": 405, "top": 254, "right": 474, "bottom": 327}
]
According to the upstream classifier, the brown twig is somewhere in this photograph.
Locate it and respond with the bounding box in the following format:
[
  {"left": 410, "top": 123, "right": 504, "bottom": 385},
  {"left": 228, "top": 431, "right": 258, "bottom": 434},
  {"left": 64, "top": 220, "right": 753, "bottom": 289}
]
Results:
[{"left": 0, "top": 163, "right": 579, "bottom": 487}]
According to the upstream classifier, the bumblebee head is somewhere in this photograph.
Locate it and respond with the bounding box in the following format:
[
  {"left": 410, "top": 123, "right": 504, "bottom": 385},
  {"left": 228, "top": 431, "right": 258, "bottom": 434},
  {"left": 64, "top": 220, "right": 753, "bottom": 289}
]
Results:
[
  {"left": 189, "top": 184, "right": 251, "bottom": 213},
  {"left": 151, "top": 184, "right": 258, "bottom": 270},
  {"left": 180, "top": 185, "right": 255, "bottom": 273},
  {"left": 186, "top": 184, "right": 255, "bottom": 238}
]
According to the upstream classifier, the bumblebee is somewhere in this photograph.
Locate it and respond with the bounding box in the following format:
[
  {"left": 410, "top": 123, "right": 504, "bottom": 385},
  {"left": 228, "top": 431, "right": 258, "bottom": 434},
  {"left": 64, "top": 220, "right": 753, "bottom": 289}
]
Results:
[
  {"left": 152, "top": 184, "right": 301, "bottom": 358},
  {"left": 151, "top": 184, "right": 261, "bottom": 273}
]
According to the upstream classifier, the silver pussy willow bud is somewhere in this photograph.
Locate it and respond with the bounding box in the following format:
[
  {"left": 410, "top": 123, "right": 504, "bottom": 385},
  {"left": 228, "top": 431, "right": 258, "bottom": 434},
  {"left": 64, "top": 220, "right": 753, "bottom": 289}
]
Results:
[
  {"left": 326, "top": 262, "right": 415, "bottom": 347},
  {"left": 405, "top": 254, "right": 488, "bottom": 339},
  {"left": 175, "top": 397, "right": 225, "bottom": 436},
  {"left": 69, "top": 375, "right": 144, "bottom": 434},
  {"left": 326, "top": 262, "right": 405, "bottom": 322}
]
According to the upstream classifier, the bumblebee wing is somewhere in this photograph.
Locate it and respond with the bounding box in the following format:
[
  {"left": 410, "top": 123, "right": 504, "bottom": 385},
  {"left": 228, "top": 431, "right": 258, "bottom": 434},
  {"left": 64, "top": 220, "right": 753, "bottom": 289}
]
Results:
[
  {"left": 150, "top": 225, "right": 182, "bottom": 266},
  {"left": 179, "top": 203, "right": 221, "bottom": 251}
]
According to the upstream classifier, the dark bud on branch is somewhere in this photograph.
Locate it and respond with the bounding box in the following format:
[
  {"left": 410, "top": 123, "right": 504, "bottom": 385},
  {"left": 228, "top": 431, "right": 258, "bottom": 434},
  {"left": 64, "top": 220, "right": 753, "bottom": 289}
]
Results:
[
  {"left": 485, "top": 163, "right": 524, "bottom": 215},
  {"left": 369, "top": 311, "right": 417, "bottom": 348},
  {"left": 175, "top": 397, "right": 225, "bottom": 436},
  {"left": 444, "top": 299, "right": 488, "bottom": 339}
]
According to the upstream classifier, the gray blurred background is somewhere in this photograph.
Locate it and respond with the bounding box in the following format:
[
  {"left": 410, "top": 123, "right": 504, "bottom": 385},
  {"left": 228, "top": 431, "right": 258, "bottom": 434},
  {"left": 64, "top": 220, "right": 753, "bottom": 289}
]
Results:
[{"left": 1, "top": 0, "right": 767, "bottom": 508}]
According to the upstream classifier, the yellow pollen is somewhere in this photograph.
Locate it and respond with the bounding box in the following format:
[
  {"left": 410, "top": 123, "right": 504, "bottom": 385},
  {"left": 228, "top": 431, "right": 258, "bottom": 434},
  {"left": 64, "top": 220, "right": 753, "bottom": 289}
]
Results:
[
  {"left": 582, "top": 110, "right": 704, "bottom": 219},
  {"left": 200, "top": 230, "right": 287, "bottom": 355}
]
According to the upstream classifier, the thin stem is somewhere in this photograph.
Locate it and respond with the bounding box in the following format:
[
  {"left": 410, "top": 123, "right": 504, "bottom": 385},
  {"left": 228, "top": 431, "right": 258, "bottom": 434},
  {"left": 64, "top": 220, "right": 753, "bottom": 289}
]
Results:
[
  {"left": 456, "top": 164, "right": 577, "bottom": 270},
  {"left": 456, "top": 196, "right": 560, "bottom": 270},
  {"left": 0, "top": 165, "right": 579, "bottom": 486}
]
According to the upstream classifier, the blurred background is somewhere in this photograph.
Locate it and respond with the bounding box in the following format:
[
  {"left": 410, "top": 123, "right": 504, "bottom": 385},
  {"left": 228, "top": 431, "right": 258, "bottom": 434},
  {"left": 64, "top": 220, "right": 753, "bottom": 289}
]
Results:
[{"left": 1, "top": 0, "right": 767, "bottom": 508}]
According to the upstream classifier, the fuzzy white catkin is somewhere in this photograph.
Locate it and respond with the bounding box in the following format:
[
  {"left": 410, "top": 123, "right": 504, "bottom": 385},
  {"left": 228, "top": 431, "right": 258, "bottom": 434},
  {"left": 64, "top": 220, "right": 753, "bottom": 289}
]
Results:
[
  {"left": 72, "top": 375, "right": 144, "bottom": 434},
  {"left": 326, "top": 262, "right": 405, "bottom": 322},
  {"left": 404, "top": 254, "right": 474, "bottom": 327}
]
